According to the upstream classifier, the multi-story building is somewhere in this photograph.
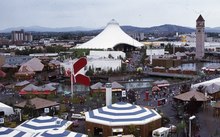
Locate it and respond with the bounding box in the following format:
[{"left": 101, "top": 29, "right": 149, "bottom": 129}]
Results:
[
  {"left": 128, "top": 32, "right": 145, "bottom": 41},
  {"left": 0, "top": 55, "right": 33, "bottom": 67},
  {"left": 11, "top": 29, "right": 33, "bottom": 43}
]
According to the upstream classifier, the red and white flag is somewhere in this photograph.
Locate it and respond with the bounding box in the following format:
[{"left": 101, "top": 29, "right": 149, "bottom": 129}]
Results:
[{"left": 66, "top": 57, "right": 91, "bottom": 86}]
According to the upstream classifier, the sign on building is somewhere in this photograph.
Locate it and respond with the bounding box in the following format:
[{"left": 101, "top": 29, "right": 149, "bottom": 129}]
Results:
[
  {"left": 122, "top": 90, "right": 126, "bottom": 97},
  {"left": 44, "top": 108, "right": 50, "bottom": 113},
  {"left": 0, "top": 118, "right": 4, "bottom": 124}
]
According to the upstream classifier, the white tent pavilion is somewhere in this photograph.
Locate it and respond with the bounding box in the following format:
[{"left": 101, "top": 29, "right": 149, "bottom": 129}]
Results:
[
  {"left": 76, "top": 19, "right": 143, "bottom": 50},
  {"left": 85, "top": 102, "right": 161, "bottom": 136},
  {"left": 0, "top": 102, "right": 14, "bottom": 116},
  {"left": 33, "top": 129, "right": 87, "bottom": 137},
  {"left": 191, "top": 77, "right": 220, "bottom": 94},
  {"left": 85, "top": 102, "right": 161, "bottom": 126},
  {"left": 15, "top": 116, "right": 72, "bottom": 134},
  {"left": 0, "top": 127, "right": 32, "bottom": 137}
]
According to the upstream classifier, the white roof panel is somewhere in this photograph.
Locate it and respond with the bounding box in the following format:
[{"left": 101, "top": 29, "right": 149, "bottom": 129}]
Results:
[
  {"left": 0, "top": 127, "right": 32, "bottom": 137},
  {"left": 33, "top": 129, "right": 87, "bottom": 137},
  {"left": 76, "top": 19, "right": 143, "bottom": 49}
]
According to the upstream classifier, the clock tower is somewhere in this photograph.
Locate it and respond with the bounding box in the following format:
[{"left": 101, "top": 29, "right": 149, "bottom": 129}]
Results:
[{"left": 195, "top": 15, "right": 205, "bottom": 59}]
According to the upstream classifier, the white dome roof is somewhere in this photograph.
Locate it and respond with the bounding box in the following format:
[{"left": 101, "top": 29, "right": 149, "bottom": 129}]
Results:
[{"left": 76, "top": 19, "right": 143, "bottom": 49}]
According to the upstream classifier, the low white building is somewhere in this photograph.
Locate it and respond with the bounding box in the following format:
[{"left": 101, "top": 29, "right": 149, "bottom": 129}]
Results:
[
  {"left": 89, "top": 50, "right": 126, "bottom": 59},
  {"left": 39, "top": 38, "right": 55, "bottom": 45},
  {"left": 60, "top": 59, "right": 86, "bottom": 75},
  {"left": 146, "top": 48, "right": 165, "bottom": 64},
  {"left": 146, "top": 48, "right": 165, "bottom": 56},
  {"left": 29, "top": 53, "right": 59, "bottom": 57}
]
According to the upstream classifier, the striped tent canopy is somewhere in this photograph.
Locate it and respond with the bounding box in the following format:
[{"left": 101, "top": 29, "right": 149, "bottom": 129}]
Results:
[
  {"left": 0, "top": 127, "right": 32, "bottom": 137},
  {"left": 85, "top": 102, "right": 161, "bottom": 126},
  {"left": 33, "top": 129, "right": 87, "bottom": 137},
  {"left": 15, "top": 116, "right": 73, "bottom": 134}
]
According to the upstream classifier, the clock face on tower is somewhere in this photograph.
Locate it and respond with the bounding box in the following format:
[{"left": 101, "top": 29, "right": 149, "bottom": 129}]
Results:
[{"left": 197, "top": 22, "right": 204, "bottom": 27}]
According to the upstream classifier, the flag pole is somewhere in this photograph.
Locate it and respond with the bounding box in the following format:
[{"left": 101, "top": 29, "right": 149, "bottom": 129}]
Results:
[{"left": 71, "top": 65, "right": 74, "bottom": 98}]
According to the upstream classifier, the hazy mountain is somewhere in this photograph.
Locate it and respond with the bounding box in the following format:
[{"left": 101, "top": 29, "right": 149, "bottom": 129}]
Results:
[
  {"left": 1, "top": 24, "right": 220, "bottom": 34},
  {"left": 0, "top": 26, "right": 93, "bottom": 33},
  {"left": 120, "top": 25, "right": 220, "bottom": 34},
  {"left": 205, "top": 27, "right": 220, "bottom": 33},
  {"left": 121, "top": 24, "right": 195, "bottom": 34}
]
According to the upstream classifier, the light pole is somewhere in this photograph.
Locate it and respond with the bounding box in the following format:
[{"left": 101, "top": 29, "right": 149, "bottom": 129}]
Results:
[
  {"left": 189, "top": 115, "right": 196, "bottom": 137},
  {"left": 173, "top": 44, "right": 175, "bottom": 54}
]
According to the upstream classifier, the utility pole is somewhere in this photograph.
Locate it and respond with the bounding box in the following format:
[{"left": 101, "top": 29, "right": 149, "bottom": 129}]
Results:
[{"left": 189, "top": 115, "right": 196, "bottom": 137}]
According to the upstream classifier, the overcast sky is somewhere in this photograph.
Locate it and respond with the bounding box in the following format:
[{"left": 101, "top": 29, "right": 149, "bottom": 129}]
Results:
[{"left": 1, "top": 0, "right": 219, "bottom": 30}]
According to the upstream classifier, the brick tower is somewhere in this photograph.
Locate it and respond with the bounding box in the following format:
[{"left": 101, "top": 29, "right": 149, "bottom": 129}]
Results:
[{"left": 195, "top": 15, "right": 205, "bottom": 59}]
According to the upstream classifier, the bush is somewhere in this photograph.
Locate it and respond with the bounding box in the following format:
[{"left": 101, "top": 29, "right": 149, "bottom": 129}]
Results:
[{"left": 162, "top": 116, "right": 170, "bottom": 126}]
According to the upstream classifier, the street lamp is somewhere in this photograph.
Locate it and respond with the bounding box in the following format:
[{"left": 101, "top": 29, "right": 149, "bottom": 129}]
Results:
[{"left": 189, "top": 115, "right": 196, "bottom": 137}]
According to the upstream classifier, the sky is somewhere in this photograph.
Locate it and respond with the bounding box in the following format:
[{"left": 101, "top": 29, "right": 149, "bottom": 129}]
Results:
[{"left": 1, "top": 0, "right": 220, "bottom": 30}]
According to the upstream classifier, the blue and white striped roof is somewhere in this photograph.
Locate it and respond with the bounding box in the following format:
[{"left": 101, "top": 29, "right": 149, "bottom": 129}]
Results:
[
  {"left": 85, "top": 102, "right": 161, "bottom": 126},
  {"left": 0, "top": 127, "right": 32, "bottom": 137},
  {"left": 15, "top": 116, "right": 73, "bottom": 134},
  {"left": 33, "top": 129, "right": 87, "bottom": 137}
]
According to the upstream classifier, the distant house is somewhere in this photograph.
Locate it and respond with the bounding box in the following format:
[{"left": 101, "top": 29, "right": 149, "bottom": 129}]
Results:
[
  {"left": 14, "top": 97, "right": 59, "bottom": 116},
  {"left": 15, "top": 80, "right": 30, "bottom": 91},
  {"left": 19, "top": 83, "right": 57, "bottom": 95},
  {"left": 15, "top": 69, "right": 35, "bottom": 80},
  {"left": 18, "top": 58, "right": 44, "bottom": 72},
  {"left": 48, "top": 60, "right": 61, "bottom": 69},
  {"left": 90, "top": 81, "right": 124, "bottom": 93},
  {"left": 174, "top": 91, "right": 211, "bottom": 102},
  {"left": 15, "top": 58, "right": 44, "bottom": 80}
]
